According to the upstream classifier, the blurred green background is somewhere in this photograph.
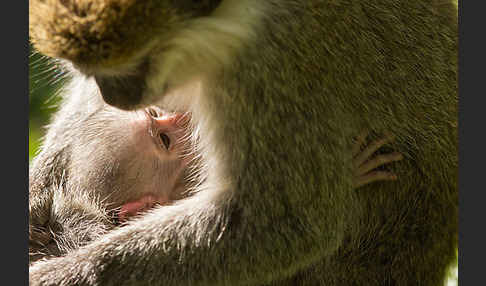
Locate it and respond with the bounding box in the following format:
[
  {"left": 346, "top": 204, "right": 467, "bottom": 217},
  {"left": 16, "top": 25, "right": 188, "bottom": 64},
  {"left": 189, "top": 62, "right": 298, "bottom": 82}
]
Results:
[{"left": 29, "top": 46, "right": 64, "bottom": 161}]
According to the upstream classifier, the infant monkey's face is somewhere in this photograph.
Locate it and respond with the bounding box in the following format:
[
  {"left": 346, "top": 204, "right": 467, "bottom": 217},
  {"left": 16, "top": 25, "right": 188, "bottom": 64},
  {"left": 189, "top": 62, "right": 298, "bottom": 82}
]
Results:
[
  {"left": 67, "top": 105, "right": 194, "bottom": 223},
  {"left": 116, "top": 106, "right": 194, "bottom": 222}
]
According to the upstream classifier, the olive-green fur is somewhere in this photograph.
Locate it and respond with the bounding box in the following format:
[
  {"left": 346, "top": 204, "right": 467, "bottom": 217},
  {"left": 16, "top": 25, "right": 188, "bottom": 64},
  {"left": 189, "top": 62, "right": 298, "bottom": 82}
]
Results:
[{"left": 29, "top": 0, "right": 457, "bottom": 285}]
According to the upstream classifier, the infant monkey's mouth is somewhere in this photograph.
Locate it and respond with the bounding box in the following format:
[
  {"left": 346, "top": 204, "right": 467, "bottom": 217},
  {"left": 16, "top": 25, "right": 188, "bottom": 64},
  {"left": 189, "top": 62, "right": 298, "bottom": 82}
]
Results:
[{"left": 116, "top": 194, "right": 165, "bottom": 224}]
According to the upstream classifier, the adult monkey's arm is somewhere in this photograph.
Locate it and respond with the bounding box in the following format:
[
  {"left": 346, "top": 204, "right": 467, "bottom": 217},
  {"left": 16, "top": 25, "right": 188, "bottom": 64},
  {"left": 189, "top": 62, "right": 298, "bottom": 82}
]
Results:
[{"left": 30, "top": 2, "right": 357, "bottom": 285}]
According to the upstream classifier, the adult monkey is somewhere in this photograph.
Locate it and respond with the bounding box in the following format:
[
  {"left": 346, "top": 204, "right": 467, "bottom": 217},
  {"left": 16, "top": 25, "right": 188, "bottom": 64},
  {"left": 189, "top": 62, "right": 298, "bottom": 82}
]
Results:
[{"left": 29, "top": 0, "right": 458, "bottom": 285}]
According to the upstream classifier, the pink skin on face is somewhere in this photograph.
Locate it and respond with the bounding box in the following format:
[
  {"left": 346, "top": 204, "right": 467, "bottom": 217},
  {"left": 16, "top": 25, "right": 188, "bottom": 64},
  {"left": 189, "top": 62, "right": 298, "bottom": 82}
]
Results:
[{"left": 117, "top": 107, "right": 192, "bottom": 223}]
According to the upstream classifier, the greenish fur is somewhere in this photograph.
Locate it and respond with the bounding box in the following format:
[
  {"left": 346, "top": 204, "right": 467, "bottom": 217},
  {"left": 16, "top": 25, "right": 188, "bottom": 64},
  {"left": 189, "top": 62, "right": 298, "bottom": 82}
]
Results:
[{"left": 29, "top": 0, "right": 457, "bottom": 285}]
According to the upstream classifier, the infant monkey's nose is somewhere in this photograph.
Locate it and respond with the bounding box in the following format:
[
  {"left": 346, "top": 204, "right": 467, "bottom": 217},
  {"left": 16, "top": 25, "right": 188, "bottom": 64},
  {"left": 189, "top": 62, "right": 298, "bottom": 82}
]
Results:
[{"left": 146, "top": 106, "right": 163, "bottom": 118}]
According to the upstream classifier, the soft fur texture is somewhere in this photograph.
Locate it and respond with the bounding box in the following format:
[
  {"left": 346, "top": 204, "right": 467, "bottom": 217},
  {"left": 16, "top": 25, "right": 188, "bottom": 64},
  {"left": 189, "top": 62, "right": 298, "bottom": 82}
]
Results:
[
  {"left": 29, "top": 0, "right": 458, "bottom": 285},
  {"left": 29, "top": 182, "right": 113, "bottom": 263},
  {"left": 29, "top": 0, "right": 221, "bottom": 72}
]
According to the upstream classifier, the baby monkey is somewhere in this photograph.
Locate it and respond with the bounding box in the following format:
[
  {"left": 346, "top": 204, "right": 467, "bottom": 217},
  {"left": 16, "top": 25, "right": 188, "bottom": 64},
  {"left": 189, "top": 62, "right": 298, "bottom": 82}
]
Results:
[
  {"left": 29, "top": 104, "right": 402, "bottom": 261},
  {"left": 114, "top": 107, "right": 402, "bottom": 222},
  {"left": 30, "top": 105, "right": 196, "bottom": 262},
  {"left": 112, "top": 106, "right": 196, "bottom": 223}
]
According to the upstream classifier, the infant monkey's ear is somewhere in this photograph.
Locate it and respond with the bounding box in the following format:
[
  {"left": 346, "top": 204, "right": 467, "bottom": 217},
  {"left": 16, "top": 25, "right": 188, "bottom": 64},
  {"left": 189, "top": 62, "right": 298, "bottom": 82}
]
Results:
[{"left": 29, "top": 0, "right": 222, "bottom": 72}]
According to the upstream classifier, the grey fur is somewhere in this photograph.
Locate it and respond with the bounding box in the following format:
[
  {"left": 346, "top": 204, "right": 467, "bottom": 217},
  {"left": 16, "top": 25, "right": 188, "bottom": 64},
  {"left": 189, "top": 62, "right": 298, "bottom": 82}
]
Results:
[{"left": 29, "top": 0, "right": 457, "bottom": 285}]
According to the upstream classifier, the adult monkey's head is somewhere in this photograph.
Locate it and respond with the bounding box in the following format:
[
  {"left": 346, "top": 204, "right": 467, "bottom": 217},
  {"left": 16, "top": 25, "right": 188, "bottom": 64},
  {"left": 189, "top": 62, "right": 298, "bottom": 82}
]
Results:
[{"left": 29, "top": 0, "right": 223, "bottom": 110}]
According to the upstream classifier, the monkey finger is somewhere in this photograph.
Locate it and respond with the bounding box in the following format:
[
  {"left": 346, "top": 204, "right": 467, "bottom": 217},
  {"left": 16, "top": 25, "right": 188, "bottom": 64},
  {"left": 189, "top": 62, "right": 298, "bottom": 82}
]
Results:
[
  {"left": 354, "top": 171, "right": 398, "bottom": 188},
  {"left": 356, "top": 152, "right": 403, "bottom": 176},
  {"left": 353, "top": 134, "right": 395, "bottom": 167},
  {"left": 352, "top": 130, "right": 369, "bottom": 156}
]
